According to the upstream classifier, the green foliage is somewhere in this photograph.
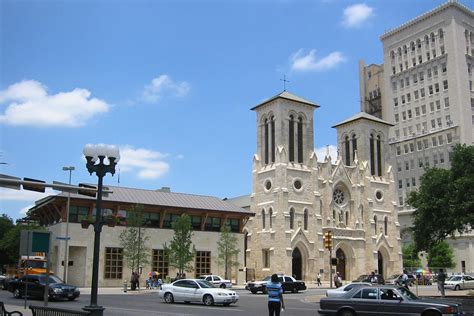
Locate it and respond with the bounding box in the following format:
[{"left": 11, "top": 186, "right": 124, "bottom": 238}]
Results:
[
  {"left": 164, "top": 214, "right": 195, "bottom": 276},
  {"left": 118, "top": 205, "right": 150, "bottom": 272},
  {"left": 402, "top": 243, "right": 421, "bottom": 268},
  {"left": 217, "top": 222, "right": 240, "bottom": 279},
  {"left": 408, "top": 144, "right": 474, "bottom": 251},
  {"left": 427, "top": 241, "right": 455, "bottom": 269},
  {"left": 0, "top": 219, "right": 43, "bottom": 265}
]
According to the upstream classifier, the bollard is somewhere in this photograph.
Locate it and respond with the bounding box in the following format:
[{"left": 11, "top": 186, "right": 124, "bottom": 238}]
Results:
[{"left": 123, "top": 280, "right": 128, "bottom": 293}]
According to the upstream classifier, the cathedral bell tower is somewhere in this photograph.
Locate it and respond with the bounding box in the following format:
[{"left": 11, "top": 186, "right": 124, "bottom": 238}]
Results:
[{"left": 247, "top": 91, "right": 319, "bottom": 280}]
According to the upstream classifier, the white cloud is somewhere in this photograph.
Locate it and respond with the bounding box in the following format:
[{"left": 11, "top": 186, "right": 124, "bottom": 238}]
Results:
[
  {"left": 290, "top": 50, "right": 346, "bottom": 72},
  {"left": 141, "top": 75, "right": 190, "bottom": 104},
  {"left": 119, "top": 145, "right": 170, "bottom": 180},
  {"left": 315, "top": 145, "right": 338, "bottom": 162},
  {"left": 0, "top": 187, "right": 54, "bottom": 202},
  {"left": 0, "top": 80, "right": 109, "bottom": 127},
  {"left": 342, "top": 3, "right": 374, "bottom": 28}
]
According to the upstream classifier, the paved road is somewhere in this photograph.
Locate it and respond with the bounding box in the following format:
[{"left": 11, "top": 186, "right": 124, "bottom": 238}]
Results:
[{"left": 2, "top": 286, "right": 474, "bottom": 316}]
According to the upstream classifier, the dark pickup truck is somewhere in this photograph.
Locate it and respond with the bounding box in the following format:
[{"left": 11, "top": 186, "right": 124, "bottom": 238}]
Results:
[{"left": 246, "top": 274, "right": 306, "bottom": 294}]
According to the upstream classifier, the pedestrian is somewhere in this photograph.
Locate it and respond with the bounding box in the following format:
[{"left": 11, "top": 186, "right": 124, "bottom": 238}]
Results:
[
  {"left": 316, "top": 273, "right": 321, "bottom": 286},
  {"left": 401, "top": 270, "right": 409, "bottom": 289},
  {"left": 334, "top": 272, "right": 342, "bottom": 288},
  {"left": 266, "top": 274, "right": 285, "bottom": 316},
  {"left": 437, "top": 268, "right": 446, "bottom": 297},
  {"left": 130, "top": 272, "right": 137, "bottom": 291},
  {"left": 370, "top": 271, "right": 378, "bottom": 284}
]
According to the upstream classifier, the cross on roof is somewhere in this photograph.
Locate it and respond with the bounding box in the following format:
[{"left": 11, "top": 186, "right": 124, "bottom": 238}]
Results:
[{"left": 280, "top": 75, "right": 290, "bottom": 91}]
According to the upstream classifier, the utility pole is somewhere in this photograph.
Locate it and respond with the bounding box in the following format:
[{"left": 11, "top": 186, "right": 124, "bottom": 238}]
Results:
[
  {"left": 62, "top": 166, "right": 75, "bottom": 283},
  {"left": 324, "top": 230, "right": 333, "bottom": 288}
]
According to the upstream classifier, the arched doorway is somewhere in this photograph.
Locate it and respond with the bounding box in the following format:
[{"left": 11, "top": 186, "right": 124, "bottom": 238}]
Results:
[
  {"left": 292, "top": 248, "right": 302, "bottom": 280},
  {"left": 336, "top": 248, "right": 346, "bottom": 280},
  {"left": 377, "top": 251, "right": 384, "bottom": 277}
]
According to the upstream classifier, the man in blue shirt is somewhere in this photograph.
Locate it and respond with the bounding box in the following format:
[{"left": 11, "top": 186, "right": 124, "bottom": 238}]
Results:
[{"left": 267, "top": 274, "right": 285, "bottom": 316}]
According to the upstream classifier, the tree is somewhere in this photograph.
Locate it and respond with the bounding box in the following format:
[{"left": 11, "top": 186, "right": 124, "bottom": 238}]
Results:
[
  {"left": 408, "top": 144, "right": 474, "bottom": 251},
  {"left": 118, "top": 205, "right": 150, "bottom": 273},
  {"left": 402, "top": 243, "right": 421, "bottom": 269},
  {"left": 217, "top": 222, "right": 240, "bottom": 280},
  {"left": 0, "top": 220, "right": 43, "bottom": 266},
  {"left": 164, "top": 214, "right": 195, "bottom": 277},
  {"left": 427, "top": 241, "right": 455, "bottom": 270},
  {"left": 0, "top": 214, "right": 15, "bottom": 267}
]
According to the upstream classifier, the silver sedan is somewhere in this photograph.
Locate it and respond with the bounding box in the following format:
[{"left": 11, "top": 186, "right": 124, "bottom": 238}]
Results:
[{"left": 159, "top": 279, "right": 239, "bottom": 306}]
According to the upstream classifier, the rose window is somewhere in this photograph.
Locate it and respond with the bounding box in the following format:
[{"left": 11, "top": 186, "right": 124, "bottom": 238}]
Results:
[{"left": 333, "top": 189, "right": 345, "bottom": 205}]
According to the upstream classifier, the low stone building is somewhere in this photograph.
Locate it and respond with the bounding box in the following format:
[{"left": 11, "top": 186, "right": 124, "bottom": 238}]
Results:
[
  {"left": 27, "top": 186, "right": 253, "bottom": 287},
  {"left": 241, "top": 91, "right": 403, "bottom": 282}
]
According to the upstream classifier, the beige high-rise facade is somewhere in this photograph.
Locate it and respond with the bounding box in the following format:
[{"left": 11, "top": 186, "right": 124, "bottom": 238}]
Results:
[
  {"left": 360, "top": 1, "right": 474, "bottom": 273},
  {"left": 244, "top": 91, "right": 402, "bottom": 282}
]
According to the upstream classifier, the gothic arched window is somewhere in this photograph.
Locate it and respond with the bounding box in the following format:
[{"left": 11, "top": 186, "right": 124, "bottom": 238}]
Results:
[
  {"left": 352, "top": 134, "right": 357, "bottom": 162},
  {"left": 264, "top": 118, "right": 269, "bottom": 164},
  {"left": 345, "top": 211, "right": 349, "bottom": 226},
  {"left": 304, "top": 209, "right": 308, "bottom": 230},
  {"left": 289, "top": 115, "right": 295, "bottom": 162},
  {"left": 270, "top": 116, "right": 275, "bottom": 163},
  {"left": 262, "top": 209, "right": 266, "bottom": 229},
  {"left": 290, "top": 209, "right": 295, "bottom": 229},
  {"left": 344, "top": 136, "right": 350, "bottom": 165},
  {"left": 377, "top": 135, "right": 382, "bottom": 176},
  {"left": 373, "top": 215, "right": 378, "bottom": 234},
  {"left": 370, "top": 134, "right": 376, "bottom": 175},
  {"left": 384, "top": 216, "right": 388, "bottom": 235},
  {"left": 297, "top": 117, "right": 303, "bottom": 163},
  {"left": 269, "top": 208, "right": 273, "bottom": 228}
]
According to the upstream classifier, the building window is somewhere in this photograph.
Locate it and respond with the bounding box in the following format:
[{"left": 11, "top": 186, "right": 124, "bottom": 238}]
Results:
[
  {"left": 304, "top": 209, "right": 308, "bottom": 230},
  {"left": 435, "top": 83, "right": 440, "bottom": 93},
  {"left": 412, "top": 177, "right": 416, "bottom": 186},
  {"left": 420, "top": 88, "right": 425, "bottom": 98},
  {"left": 191, "top": 215, "right": 202, "bottom": 230},
  {"left": 269, "top": 209, "right": 273, "bottom": 229},
  {"left": 270, "top": 116, "right": 275, "bottom": 163},
  {"left": 264, "top": 119, "right": 269, "bottom": 164},
  {"left": 226, "top": 218, "right": 240, "bottom": 233},
  {"left": 152, "top": 249, "right": 169, "bottom": 279},
  {"left": 262, "top": 209, "right": 266, "bottom": 229},
  {"left": 297, "top": 117, "right": 304, "bottom": 163},
  {"left": 262, "top": 249, "right": 270, "bottom": 268},
  {"left": 69, "top": 206, "right": 89, "bottom": 223},
  {"left": 289, "top": 209, "right": 295, "bottom": 229},
  {"left": 373, "top": 215, "right": 377, "bottom": 234},
  {"left": 445, "top": 97, "right": 450, "bottom": 108},
  {"left": 289, "top": 115, "right": 295, "bottom": 162},
  {"left": 376, "top": 136, "right": 382, "bottom": 176},
  {"left": 163, "top": 213, "right": 180, "bottom": 229},
  {"left": 104, "top": 247, "right": 123, "bottom": 279},
  {"left": 397, "top": 162, "right": 401, "bottom": 172},
  {"left": 205, "top": 217, "right": 221, "bottom": 232},
  {"left": 345, "top": 136, "right": 350, "bottom": 165},
  {"left": 195, "top": 251, "right": 211, "bottom": 278},
  {"left": 443, "top": 80, "right": 448, "bottom": 90},
  {"left": 384, "top": 217, "right": 388, "bottom": 235},
  {"left": 143, "top": 212, "right": 160, "bottom": 228},
  {"left": 442, "top": 63, "right": 447, "bottom": 73},
  {"left": 352, "top": 134, "right": 357, "bottom": 163}
]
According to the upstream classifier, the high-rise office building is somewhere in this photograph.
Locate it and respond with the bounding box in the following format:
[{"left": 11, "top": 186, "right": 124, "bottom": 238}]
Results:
[{"left": 360, "top": 0, "right": 474, "bottom": 273}]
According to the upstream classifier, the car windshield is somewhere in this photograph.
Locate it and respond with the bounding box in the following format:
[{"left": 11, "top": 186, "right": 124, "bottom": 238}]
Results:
[
  {"left": 449, "top": 276, "right": 462, "bottom": 281},
  {"left": 196, "top": 280, "right": 215, "bottom": 288},
  {"left": 39, "top": 275, "right": 63, "bottom": 285},
  {"left": 21, "top": 260, "right": 47, "bottom": 269},
  {"left": 398, "top": 287, "right": 419, "bottom": 300},
  {"left": 262, "top": 276, "right": 271, "bottom": 281}
]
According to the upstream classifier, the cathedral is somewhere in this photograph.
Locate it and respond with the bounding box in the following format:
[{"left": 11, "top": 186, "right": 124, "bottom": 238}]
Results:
[{"left": 244, "top": 91, "right": 403, "bottom": 282}]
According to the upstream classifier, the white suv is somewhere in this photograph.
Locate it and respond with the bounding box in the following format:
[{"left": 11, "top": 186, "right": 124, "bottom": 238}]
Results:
[{"left": 201, "top": 275, "right": 232, "bottom": 288}]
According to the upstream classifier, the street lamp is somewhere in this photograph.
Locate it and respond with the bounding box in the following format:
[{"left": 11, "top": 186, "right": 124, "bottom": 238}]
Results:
[
  {"left": 62, "top": 166, "right": 75, "bottom": 284},
  {"left": 82, "top": 144, "right": 120, "bottom": 316}
]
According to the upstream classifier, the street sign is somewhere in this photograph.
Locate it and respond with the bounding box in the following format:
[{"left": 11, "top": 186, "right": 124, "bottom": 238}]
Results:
[
  {"left": 0, "top": 174, "right": 21, "bottom": 190},
  {"left": 20, "top": 231, "right": 51, "bottom": 256},
  {"left": 55, "top": 236, "right": 71, "bottom": 241}
]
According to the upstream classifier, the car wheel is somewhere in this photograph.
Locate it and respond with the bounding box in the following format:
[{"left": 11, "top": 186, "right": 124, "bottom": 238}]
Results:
[
  {"left": 68, "top": 297, "right": 76, "bottom": 301},
  {"left": 203, "top": 294, "right": 214, "bottom": 306},
  {"left": 250, "top": 289, "right": 257, "bottom": 294},
  {"left": 223, "top": 303, "right": 231, "bottom": 306},
  {"left": 13, "top": 289, "right": 21, "bottom": 299},
  {"left": 220, "top": 284, "right": 226, "bottom": 289},
  {"left": 184, "top": 301, "right": 190, "bottom": 304},
  {"left": 164, "top": 292, "right": 174, "bottom": 303},
  {"left": 422, "top": 310, "right": 441, "bottom": 316},
  {"left": 338, "top": 308, "right": 355, "bottom": 316},
  {"left": 454, "top": 285, "right": 460, "bottom": 291}
]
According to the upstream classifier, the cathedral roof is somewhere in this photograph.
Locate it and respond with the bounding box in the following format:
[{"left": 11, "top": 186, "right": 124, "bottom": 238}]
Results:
[
  {"left": 331, "top": 111, "right": 394, "bottom": 128},
  {"left": 251, "top": 91, "right": 320, "bottom": 110}
]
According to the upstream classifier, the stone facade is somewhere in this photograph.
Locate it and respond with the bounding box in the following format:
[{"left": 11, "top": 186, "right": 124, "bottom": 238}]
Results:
[{"left": 244, "top": 92, "right": 402, "bottom": 282}]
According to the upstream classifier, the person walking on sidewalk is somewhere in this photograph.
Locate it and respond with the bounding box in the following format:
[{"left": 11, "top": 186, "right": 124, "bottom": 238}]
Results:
[
  {"left": 316, "top": 273, "right": 322, "bottom": 286},
  {"left": 267, "top": 274, "right": 285, "bottom": 316},
  {"left": 437, "top": 269, "right": 446, "bottom": 297}
]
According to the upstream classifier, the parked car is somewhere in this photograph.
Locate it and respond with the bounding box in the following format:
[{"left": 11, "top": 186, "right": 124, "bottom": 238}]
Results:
[
  {"left": 246, "top": 274, "right": 306, "bottom": 294},
  {"left": 159, "top": 279, "right": 239, "bottom": 306},
  {"left": 200, "top": 275, "right": 232, "bottom": 288},
  {"left": 444, "top": 275, "right": 474, "bottom": 291},
  {"left": 385, "top": 273, "right": 416, "bottom": 286},
  {"left": 326, "top": 282, "right": 371, "bottom": 297},
  {"left": 319, "top": 285, "right": 464, "bottom": 316},
  {"left": 7, "top": 274, "right": 80, "bottom": 301},
  {"left": 352, "top": 274, "right": 385, "bottom": 284}
]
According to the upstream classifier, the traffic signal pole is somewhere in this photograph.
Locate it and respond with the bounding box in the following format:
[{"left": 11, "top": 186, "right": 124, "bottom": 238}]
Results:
[
  {"left": 329, "top": 246, "right": 333, "bottom": 289},
  {"left": 324, "top": 230, "right": 333, "bottom": 288}
]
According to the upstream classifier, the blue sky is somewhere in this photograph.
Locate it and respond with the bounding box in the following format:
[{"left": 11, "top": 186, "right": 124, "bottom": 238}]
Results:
[{"left": 1, "top": 0, "right": 464, "bottom": 221}]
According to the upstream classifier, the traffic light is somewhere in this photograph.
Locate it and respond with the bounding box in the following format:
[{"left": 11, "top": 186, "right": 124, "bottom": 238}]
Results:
[
  {"left": 331, "top": 258, "right": 339, "bottom": 265},
  {"left": 324, "top": 230, "right": 333, "bottom": 250},
  {"left": 23, "top": 177, "right": 46, "bottom": 193}
]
